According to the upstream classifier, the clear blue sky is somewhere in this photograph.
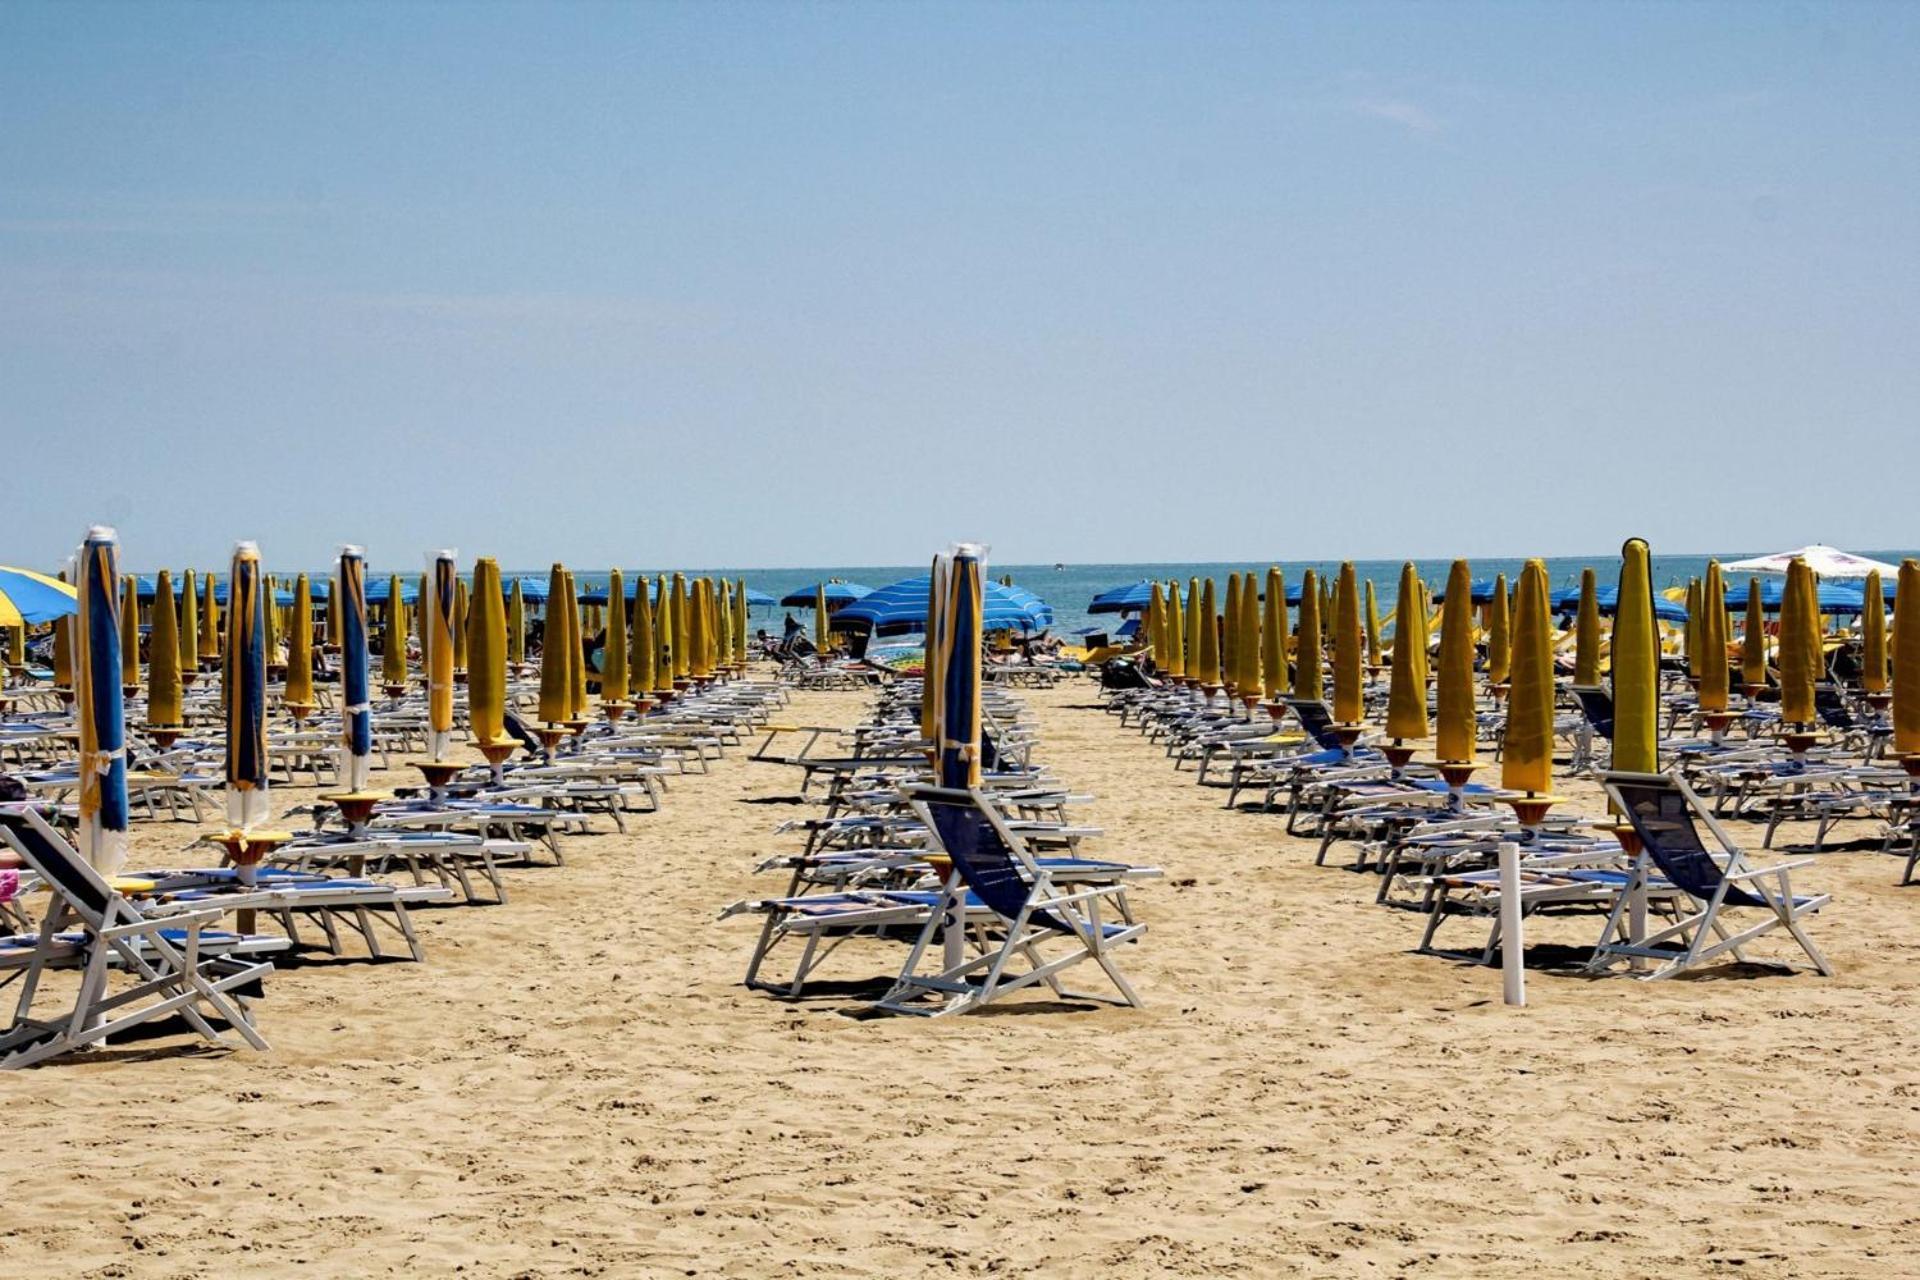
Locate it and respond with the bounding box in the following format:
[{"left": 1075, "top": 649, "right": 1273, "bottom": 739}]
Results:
[{"left": 2, "top": 1, "right": 1914, "bottom": 571}]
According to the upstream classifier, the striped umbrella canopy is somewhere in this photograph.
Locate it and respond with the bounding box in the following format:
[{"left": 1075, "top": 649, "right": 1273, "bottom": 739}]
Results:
[
  {"left": 338, "top": 548, "right": 374, "bottom": 789},
  {"left": 1717, "top": 578, "right": 1867, "bottom": 616},
  {"left": 1089, "top": 580, "right": 1154, "bottom": 615},
  {"left": 424, "top": 552, "right": 459, "bottom": 759},
  {"left": 0, "top": 565, "right": 78, "bottom": 627},
  {"left": 504, "top": 575, "right": 549, "bottom": 605},
  {"left": 74, "top": 528, "right": 130, "bottom": 875},
  {"left": 835, "top": 575, "right": 1053, "bottom": 636},
  {"left": 223, "top": 542, "right": 271, "bottom": 831},
  {"left": 781, "top": 581, "right": 872, "bottom": 609},
  {"left": 744, "top": 587, "right": 776, "bottom": 609}
]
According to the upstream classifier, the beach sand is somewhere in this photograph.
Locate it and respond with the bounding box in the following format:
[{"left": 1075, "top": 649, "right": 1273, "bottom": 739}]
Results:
[{"left": 6, "top": 677, "right": 1919, "bottom": 1278}]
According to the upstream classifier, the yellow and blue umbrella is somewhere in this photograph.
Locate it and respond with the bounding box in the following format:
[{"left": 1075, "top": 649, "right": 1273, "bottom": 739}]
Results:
[
  {"left": 425, "top": 552, "right": 459, "bottom": 759},
  {"left": 74, "top": 528, "right": 130, "bottom": 874},
  {"left": 0, "top": 567, "right": 77, "bottom": 636},
  {"left": 936, "top": 547, "right": 983, "bottom": 789},
  {"left": 338, "top": 548, "right": 374, "bottom": 790},
  {"left": 223, "top": 543, "right": 270, "bottom": 831},
  {"left": 119, "top": 574, "right": 140, "bottom": 694}
]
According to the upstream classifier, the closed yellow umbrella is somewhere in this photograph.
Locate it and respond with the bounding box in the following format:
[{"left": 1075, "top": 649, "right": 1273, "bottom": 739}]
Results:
[
  {"left": 425, "top": 554, "right": 459, "bottom": 758},
  {"left": 119, "top": 575, "right": 139, "bottom": 693},
  {"left": 813, "top": 581, "right": 828, "bottom": 659},
  {"left": 1612, "top": 539, "right": 1659, "bottom": 774},
  {"left": 1196, "top": 578, "right": 1221, "bottom": 689},
  {"left": 1332, "top": 563, "right": 1362, "bottom": 724},
  {"left": 921, "top": 556, "right": 948, "bottom": 746},
  {"left": 1435, "top": 560, "right": 1476, "bottom": 766},
  {"left": 1261, "top": 568, "right": 1287, "bottom": 700},
  {"left": 1222, "top": 574, "right": 1242, "bottom": 696},
  {"left": 630, "top": 576, "right": 657, "bottom": 706},
  {"left": 733, "top": 578, "right": 750, "bottom": 667},
  {"left": 690, "top": 577, "right": 712, "bottom": 679},
  {"left": 1894, "top": 560, "right": 1920, "bottom": 757},
  {"left": 1241, "top": 572, "right": 1262, "bottom": 696},
  {"left": 603, "top": 569, "right": 629, "bottom": 706},
  {"left": 453, "top": 579, "right": 469, "bottom": 677},
  {"left": 507, "top": 578, "right": 526, "bottom": 669},
  {"left": 328, "top": 570, "right": 343, "bottom": 651},
  {"left": 179, "top": 568, "right": 199, "bottom": 676},
  {"left": 537, "top": 565, "right": 570, "bottom": 726},
  {"left": 1699, "top": 561, "right": 1730, "bottom": 715},
  {"left": 415, "top": 573, "right": 428, "bottom": 660},
  {"left": 1503, "top": 559, "right": 1554, "bottom": 795},
  {"left": 565, "top": 570, "right": 588, "bottom": 720},
  {"left": 286, "top": 573, "right": 315, "bottom": 712},
  {"left": 715, "top": 580, "right": 733, "bottom": 676},
  {"left": 1386, "top": 562, "right": 1429, "bottom": 743},
  {"left": 53, "top": 570, "right": 73, "bottom": 692},
  {"left": 1164, "top": 580, "right": 1186, "bottom": 680},
  {"left": 148, "top": 568, "right": 182, "bottom": 727},
  {"left": 1574, "top": 568, "right": 1601, "bottom": 687},
  {"left": 1485, "top": 573, "right": 1510, "bottom": 686},
  {"left": 469, "top": 558, "right": 509, "bottom": 748},
  {"left": 383, "top": 577, "right": 408, "bottom": 690},
  {"left": 262, "top": 574, "right": 279, "bottom": 674},
  {"left": 1364, "top": 579, "right": 1382, "bottom": 671},
  {"left": 1741, "top": 578, "right": 1767, "bottom": 692},
  {"left": 200, "top": 571, "right": 221, "bottom": 664},
  {"left": 1684, "top": 579, "right": 1704, "bottom": 681},
  {"left": 1862, "top": 570, "right": 1888, "bottom": 696},
  {"left": 1779, "top": 558, "right": 1818, "bottom": 728},
  {"left": 653, "top": 577, "right": 675, "bottom": 695},
  {"left": 1183, "top": 578, "right": 1202, "bottom": 685},
  {"left": 1295, "top": 569, "right": 1323, "bottom": 701},
  {"left": 673, "top": 574, "right": 691, "bottom": 679}
]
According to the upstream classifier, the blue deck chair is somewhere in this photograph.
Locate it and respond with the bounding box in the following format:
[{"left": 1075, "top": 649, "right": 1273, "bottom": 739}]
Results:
[
  {"left": 1588, "top": 771, "right": 1832, "bottom": 979},
  {"left": 874, "top": 785, "right": 1154, "bottom": 1015},
  {"left": 0, "top": 807, "right": 282, "bottom": 1068}
]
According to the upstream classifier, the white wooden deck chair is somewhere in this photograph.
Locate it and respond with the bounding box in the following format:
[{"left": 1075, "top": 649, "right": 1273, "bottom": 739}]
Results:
[
  {"left": 873, "top": 785, "right": 1156, "bottom": 1017},
  {"left": 0, "top": 807, "right": 281, "bottom": 1069},
  {"left": 1589, "top": 771, "right": 1833, "bottom": 979}
]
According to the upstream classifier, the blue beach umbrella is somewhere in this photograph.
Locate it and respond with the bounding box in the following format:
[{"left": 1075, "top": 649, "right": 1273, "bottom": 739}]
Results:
[
  {"left": 744, "top": 587, "right": 777, "bottom": 608},
  {"left": 781, "top": 581, "right": 873, "bottom": 609},
  {"left": 364, "top": 576, "right": 421, "bottom": 606},
  {"left": 338, "top": 548, "right": 374, "bottom": 791},
  {"left": 838, "top": 575, "right": 1052, "bottom": 636},
  {"left": 504, "top": 575, "right": 549, "bottom": 606},
  {"left": 1088, "top": 581, "right": 1154, "bottom": 615},
  {"left": 0, "top": 565, "right": 78, "bottom": 627},
  {"left": 1430, "top": 577, "right": 1503, "bottom": 606},
  {"left": 73, "top": 528, "right": 130, "bottom": 875},
  {"left": 1719, "top": 578, "right": 1867, "bottom": 617},
  {"left": 1551, "top": 584, "right": 1688, "bottom": 625},
  {"left": 223, "top": 543, "right": 271, "bottom": 832}
]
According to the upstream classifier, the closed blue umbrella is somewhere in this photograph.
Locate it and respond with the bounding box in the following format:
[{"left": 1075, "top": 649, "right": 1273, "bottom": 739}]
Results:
[
  {"left": 223, "top": 542, "right": 271, "bottom": 832},
  {"left": 338, "top": 547, "right": 374, "bottom": 791},
  {"left": 781, "top": 581, "right": 873, "bottom": 609},
  {"left": 838, "top": 576, "right": 1052, "bottom": 636},
  {"left": 1088, "top": 581, "right": 1154, "bottom": 614},
  {"left": 74, "top": 527, "right": 130, "bottom": 875},
  {"left": 937, "top": 550, "right": 984, "bottom": 789}
]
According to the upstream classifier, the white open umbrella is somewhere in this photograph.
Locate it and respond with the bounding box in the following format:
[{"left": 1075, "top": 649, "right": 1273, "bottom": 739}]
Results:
[{"left": 1722, "top": 544, "right": 1900, "bottom": 580}]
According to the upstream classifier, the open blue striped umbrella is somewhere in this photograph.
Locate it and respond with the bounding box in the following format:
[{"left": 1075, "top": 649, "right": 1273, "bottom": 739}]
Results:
[
  {"left": 780, "top": 581, "right": 873, "bottom": 609},
  {"left": 1089, "top": 580, "right": 1154, "bottom": 614},
  {"left": 338, "top": 548, "right": 374, "bottom": 790},
  {"left": 223, "top": 542, "right": 270, "bottom": 831},
  {"left": 1550, "top": 584, "right": 1689, "bottom": 625},
  {"left": 0, "top": 565, "right": 79, "bottom": 627},
  {"left": 838, "top": 575, "right": 1052, "bottom": 636},
  {"left": 1718, "top": 578, "right": 1868, "bottom": 617},
  {"left": 74, "top": 528, "right": 129, "bottom": 874}
]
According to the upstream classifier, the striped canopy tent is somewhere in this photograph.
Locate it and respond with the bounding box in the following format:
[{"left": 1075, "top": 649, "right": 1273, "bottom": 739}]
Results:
[
  {"left": 337, "top": 548, "right": 375, "bottom": 790},
  {"left": 780, "top": 581, "right": 873, "bottom": 609},
  {"left": 73, "top": 529, "right": 130, "bottom": 875},
  {"left": 837, "top": 576, "right": 1052, "bottom": 637}
]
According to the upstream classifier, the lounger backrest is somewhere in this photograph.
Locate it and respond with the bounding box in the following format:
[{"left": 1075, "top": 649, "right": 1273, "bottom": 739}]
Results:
[
  {"left": 1572, "top": 686, "right": 1615, "bottom": 740},
  {"left": 915, "top": 788, "right": 1071, "bottom": 933},
  {"left": 1285, "top": 698, "right": 1340, "bottom": 750},
  {"left": 1813, "top": 685, "right": 1853, "bottom": 730},
  {"left": 0, "top": 810, "right": 112, "bottom": 918},
  {"left": 1605, "top": 775, "right": 1766, "bottom": 908}
]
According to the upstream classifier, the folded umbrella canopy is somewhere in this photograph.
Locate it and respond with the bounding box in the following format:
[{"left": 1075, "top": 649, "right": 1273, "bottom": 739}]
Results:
[
  {"left": 834, "top": 575, "right": 1052, "bottom": 637},
  {"left": 1724, "top": 544, "right": 1900, "bottom": 580},
  {"left": 424, "top": 552, "right": 459, "bottom": 759},
  {"left": 74, "top": 528, "right": 130, "bottom": 875},
  {"left": 223, "top": 542, "right": 270, "bottom": 832},
  {"left": 337, "top": 548, "right": 374, "bottom": 790}
]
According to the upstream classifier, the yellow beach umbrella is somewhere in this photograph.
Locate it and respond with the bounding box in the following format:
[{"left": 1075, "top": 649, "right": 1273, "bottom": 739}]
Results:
[
  {"left": 1164, "top": 581, "right": 1186, "bottom": 679},
  {"left": 453, "top": 579, "right": 469, "bottom": 676},
  {"left": 1241, "top": 570, "right": 1263, "bottom": 701},
  {"left": 537, "top": 565, "right": 570, "bottom": 724},
  {"left": 715, "top": 580, "right": 733, "bottom": 674},
  {"left": 383, "top": 577, "right": 408, "bottom": 689},
  {"left": 1684, "top": 579, "right": 1705, "bottom": 682},
  {"left": 564, "top": 570, "right": 588, "bottom": 719},
  {"left": 425, "top": 554, "right": 459, "bottom": 757},
  {"left": 52, "top": 571, "right": 73, "bottom": 692},
  {"left": 507, "top": 578, "right": 526, "bottom": 669},
  {"left": 1261, "top": 568, "right": 1287, "bottom": 699},
  {"left": 1145, "top": 581, "right": 1165, "bottom": 667},
  {"left": 1612, "top": 539, "right": 1659, "bottom": 774},
  {"left": 469, "top": 558, "right": 508, "bottom": 747},
  {"left": 1741, "top": 578, "right": 1767, "bottom": 691},
  {"left": 630, "top": 576, "right": 657, "bottom": 702},
  {"left": 119, "top": 575, "right": 139, "bottom": 692},
  {"left": 262, "top": 574, "right": 279, "bottom": 673},
  {"left": 673, "top": 574, "right": 691, "bottom": 679},
  {"left": 1894, "top": 560, "right": 1920, "bottom": 756},
  {"left": 200, "top": 571, "right": 221, "bottom": 663},
  {"left": 603, "top": 569, "right": 629, "bottom": 705},
  {"left": 1364, "top": 579, "right": 1382, "bottom": 671},
  {"left": 1503, "top": 559, "right": 1554, "bottom": 795},
  {"left": 148, "top": 568, "right": 182, "bottom": 726},
  {"left": 1435, "top": 560, "right": 1476, "bottom": 765},
  {"left": 1295, "top": 569, "right": 1323, "bottom": 701},
  {"left": 1184, "top": 578, "right": 1202, "bottom": 683},
  {"left": 653, "top": 577, "right": 675, "bottom": 694},
  {"left": 813, "top": 581, "right": 828, "bottom": 658},
  {"left": 1196, "top": 578, "right": 1221, "bottom": 688},
  {"left": 690, "top": 577, "right": 712, "bottom": 679},
  {"left": 733, "top": 578, "right": 749, "bottom": 667},
  {"left": 286, "top": 573, "right": 314, "bottom": 710},
  {"left": 1485, "top": 573, "right": 1510, "bottom": 686},
  {"left": 1386, "top": 562, "right": 1428, "bottom": 742},
  {"left": 1862, "top": 570, "right": 1888, "bottom": 695},
  {"left": 1222, "top": 574, "right": 1242, "bottom": 696},
  {"left": 1779, "top": 558, "right": 1818, "bottom": 728},
  {"left": 5, "top": 619, "right": 21, "bottom": 673},
  {"left": 178, "top": 568, "right": 199, "bottom": 671},
  {"left": 1332, "top": 563, "right": 1363, "bottom": 725},
  {"left": 1573, "top": 568, "right": 1601, "bottom": 687},
  {"left": 1698, "top": 561, "right": 1729, "bottom": 714}
]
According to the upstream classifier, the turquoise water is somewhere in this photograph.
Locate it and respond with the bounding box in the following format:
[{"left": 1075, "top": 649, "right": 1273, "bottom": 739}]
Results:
[{"left": 550, "top": 550, "right": 1918, "bottom": 637}]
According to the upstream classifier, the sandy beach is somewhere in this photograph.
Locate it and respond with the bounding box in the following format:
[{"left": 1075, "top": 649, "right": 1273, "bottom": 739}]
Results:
[{"left": 3, "top": 675, "right": 1915, "bottom": 1279}]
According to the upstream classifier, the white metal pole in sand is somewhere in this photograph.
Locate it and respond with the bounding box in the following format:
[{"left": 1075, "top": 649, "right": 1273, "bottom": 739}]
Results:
[{"left": 1498, "top": 840, "right": 1526, "bottom": 1008}]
